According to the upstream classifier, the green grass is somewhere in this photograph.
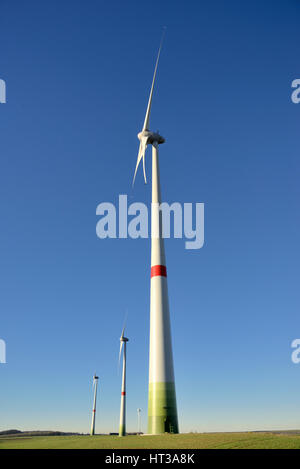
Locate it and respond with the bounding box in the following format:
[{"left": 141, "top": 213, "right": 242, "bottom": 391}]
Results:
[{"left": 1, "top": 432, "right": 300, "bottom": 449}]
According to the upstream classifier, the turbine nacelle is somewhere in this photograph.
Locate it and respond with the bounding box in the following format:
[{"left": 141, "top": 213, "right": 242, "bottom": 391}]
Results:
[
  {"left": 120, "top": 336, "right": 129, "bottom": 343},
  {"left": 137, "top": 130, "right": 165, "bottom": 146}
]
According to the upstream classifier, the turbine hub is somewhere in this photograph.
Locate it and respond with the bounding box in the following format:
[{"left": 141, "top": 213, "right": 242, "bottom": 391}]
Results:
[{"left": 138, "top": 130, "right": 165, "bottom": 145}]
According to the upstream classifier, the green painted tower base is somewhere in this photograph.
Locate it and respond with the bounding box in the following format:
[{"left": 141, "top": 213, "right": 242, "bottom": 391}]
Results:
[
  {"left": 119, "top": 425, "right": 125, "bottom": 437},
  {"left": 148, "top": 382, "right": 179, "bottom": 434}
]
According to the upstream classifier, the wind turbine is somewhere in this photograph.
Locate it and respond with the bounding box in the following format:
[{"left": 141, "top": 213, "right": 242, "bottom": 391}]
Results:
[
  {"left": 137, "top": 408, "right": 141, "bottom": 434},
  {"left": 119, "top": 326, "right": 129, "bottom": 436},
  {"left": 90, "top": 373, "right": 99, "bottom": 435},
  {"left": 133, "top": 30, "right": 179, "bottom": 434}
]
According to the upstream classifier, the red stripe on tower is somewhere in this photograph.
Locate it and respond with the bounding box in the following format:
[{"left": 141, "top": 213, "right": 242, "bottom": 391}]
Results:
[
  {"left": 151, "top": 265, "right": 167, "bottom": 278},
  {"left": 121, "top": 392, "right": 126, "bottom": 396}
]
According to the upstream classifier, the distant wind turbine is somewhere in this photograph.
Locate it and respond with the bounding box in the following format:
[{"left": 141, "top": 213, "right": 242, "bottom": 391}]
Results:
[
  {"left": 137, "top": 408, "right": 141, "bottom": 434},
  {"left": 90, "top": 373, "right": 99, "bottom": 435},
  {"left": 132, "top": 29, "right": 179, "bottom": 434},
  {"left": 119, "top": 326, "right": 129, "bottom": 436}
]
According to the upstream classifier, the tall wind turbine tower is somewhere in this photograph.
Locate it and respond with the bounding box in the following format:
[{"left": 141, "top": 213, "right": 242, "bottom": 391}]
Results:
[
  {"left": 133, "top": 31, "right": 179, "bottom": 434},
  {"left": 90, "top": 373, "right": 99, "bottom": 435},
  {"left": 119, "top": 327, "right": 129, "bottom": 436}
]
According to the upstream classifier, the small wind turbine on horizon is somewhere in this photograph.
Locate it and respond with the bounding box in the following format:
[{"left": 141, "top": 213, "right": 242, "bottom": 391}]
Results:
[
  {"left": 137, "top": 408, "right": 141, "bottom": 434},
  {"left": 132, "top": 29, "right": 179, "bottom": 435},
  {"left": 118, "top": 326, "right": 129, "bottom": 437},
  {"left": 90, "top": 373, "right": 99, "bottom": 436}
]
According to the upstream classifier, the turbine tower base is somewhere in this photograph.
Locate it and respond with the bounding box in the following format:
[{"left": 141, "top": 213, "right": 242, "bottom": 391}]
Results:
[
  {"left": 148, "top": 382, "right": 178, "bottom": 434},
  {"left": 119, "top": 425, "right": 126, "bottom": 437}
]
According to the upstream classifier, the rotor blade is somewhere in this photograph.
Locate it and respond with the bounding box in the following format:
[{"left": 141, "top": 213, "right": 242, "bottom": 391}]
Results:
[
  {"left": 132, "top": 136, "right": 148, "bottom": 186},
  {"left": 118, "top": 341, "right": 124, "bottom": 370},
  {"left": 123, "top": 309, "right": 128, "bottom": 330},
  {"left": 142, "top": 155, "right": 147, "bottom": 184},
  {"left": 142, "top": 27, "right": 166, "bottom": 132}
]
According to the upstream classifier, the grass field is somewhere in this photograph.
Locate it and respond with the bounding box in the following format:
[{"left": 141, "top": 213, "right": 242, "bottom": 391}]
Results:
[{"left": 1, "top": 432, "right": 300, "bottom": 449}]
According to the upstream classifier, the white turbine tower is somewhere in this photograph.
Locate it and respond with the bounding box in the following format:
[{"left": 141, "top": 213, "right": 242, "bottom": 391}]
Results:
[
  {"left": 90, "top": 373, "right": 99, "bottom": 435},
  {"left": 133, "top": 30, "right": 179, "bottom": 434},
  {"left": 119, "top": 326, "right": 129, "bottom": 436}
]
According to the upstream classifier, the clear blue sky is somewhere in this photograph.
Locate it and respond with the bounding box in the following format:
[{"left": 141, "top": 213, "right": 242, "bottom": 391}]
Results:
[{"left": 1, "top": 0, "right": 299, "bottom": 433}]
